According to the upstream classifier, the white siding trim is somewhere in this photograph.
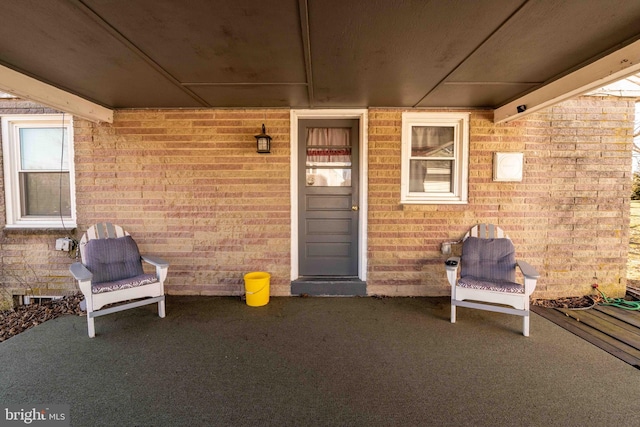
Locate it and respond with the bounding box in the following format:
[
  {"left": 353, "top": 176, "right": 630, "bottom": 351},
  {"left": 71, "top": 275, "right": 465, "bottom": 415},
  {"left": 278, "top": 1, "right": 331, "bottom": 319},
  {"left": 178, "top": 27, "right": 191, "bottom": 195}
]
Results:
[{"left": 0, "top": 64, "right": 113, "bottom": 123}]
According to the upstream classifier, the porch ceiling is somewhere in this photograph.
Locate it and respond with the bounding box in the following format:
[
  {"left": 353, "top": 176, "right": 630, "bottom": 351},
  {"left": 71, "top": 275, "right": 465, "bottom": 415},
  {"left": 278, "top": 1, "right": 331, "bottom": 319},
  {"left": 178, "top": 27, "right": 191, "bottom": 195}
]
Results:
[{"left": 1, "top": 0, "right": 640, "bottom": 111}]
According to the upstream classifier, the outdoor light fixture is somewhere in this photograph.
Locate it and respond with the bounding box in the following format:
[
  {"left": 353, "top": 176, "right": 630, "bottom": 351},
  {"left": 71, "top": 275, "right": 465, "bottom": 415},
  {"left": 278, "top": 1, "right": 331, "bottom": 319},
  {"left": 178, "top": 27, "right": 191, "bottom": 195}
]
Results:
[{"left": 255, "top": 124, "right": 272, "bottom": 154}]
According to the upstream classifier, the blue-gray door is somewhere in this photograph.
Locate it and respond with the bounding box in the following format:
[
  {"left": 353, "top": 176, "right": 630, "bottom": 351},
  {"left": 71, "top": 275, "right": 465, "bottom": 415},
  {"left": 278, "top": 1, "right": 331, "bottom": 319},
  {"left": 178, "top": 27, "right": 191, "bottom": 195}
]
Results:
[{"left": 298, "top": 119, "right": 359, "bottom": 276}]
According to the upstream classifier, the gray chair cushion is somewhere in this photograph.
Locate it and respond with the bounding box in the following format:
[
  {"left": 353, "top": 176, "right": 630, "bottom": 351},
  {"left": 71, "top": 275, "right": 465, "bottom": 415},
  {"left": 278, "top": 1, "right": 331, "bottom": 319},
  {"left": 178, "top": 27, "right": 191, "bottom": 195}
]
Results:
[
  {"left": 83, "top": 236, "right": 145, "bottom": 284},
  {"left": 460, "top": 237, "right": 516, "bottom": 283}
]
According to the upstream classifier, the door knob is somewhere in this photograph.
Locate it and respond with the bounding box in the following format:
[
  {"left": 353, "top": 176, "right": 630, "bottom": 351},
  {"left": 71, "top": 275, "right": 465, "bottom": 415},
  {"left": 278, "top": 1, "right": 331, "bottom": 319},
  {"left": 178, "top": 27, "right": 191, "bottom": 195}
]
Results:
[{"left": 351, "top": 205, "right": 359, "bottom": 211}]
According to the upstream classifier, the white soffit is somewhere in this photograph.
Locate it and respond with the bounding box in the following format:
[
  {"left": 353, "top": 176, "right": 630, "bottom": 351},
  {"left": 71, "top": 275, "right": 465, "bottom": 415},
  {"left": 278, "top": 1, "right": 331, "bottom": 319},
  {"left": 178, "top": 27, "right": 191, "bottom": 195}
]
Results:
[
  {"left": 0, "top": 64, "right": 113, "bottom": 123},
  {"left": 494, "top": 39, "right": 640, "bottom": 123}
]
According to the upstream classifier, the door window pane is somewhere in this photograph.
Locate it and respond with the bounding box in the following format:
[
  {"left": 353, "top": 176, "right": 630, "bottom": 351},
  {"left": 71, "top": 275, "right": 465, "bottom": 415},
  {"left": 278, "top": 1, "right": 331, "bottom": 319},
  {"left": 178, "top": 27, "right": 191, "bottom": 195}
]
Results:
[
  {"left": 306, "top": 168, "right": 351, "bottom": 187},
  {"left": 306, "top": 127, "right": 352, "bottom": 186}
]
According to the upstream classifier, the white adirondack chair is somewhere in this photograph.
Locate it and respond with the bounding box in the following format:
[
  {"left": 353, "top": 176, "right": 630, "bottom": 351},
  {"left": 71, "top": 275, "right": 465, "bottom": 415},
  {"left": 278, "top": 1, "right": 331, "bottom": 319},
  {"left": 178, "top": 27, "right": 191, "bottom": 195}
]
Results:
[
  {"left": 69, "top": 223, "right": 168, "bottom": 337},
  {"left": 445, "top": 224, "right": 539, "bottom": 336}
]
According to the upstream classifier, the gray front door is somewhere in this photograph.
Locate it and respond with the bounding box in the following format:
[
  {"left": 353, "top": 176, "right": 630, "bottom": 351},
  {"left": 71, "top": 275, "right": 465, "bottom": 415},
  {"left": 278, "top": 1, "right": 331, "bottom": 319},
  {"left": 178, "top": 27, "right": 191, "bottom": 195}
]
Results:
[{"left": 298, "top": 119, "right": 359, "bottom": 276}]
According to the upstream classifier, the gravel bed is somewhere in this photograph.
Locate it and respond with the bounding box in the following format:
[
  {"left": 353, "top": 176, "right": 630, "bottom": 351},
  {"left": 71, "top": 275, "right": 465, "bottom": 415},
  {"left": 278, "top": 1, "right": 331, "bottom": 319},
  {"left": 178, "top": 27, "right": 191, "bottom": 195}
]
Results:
[{"left": 0, "top": 293, "right": 83, "bottom": 342}]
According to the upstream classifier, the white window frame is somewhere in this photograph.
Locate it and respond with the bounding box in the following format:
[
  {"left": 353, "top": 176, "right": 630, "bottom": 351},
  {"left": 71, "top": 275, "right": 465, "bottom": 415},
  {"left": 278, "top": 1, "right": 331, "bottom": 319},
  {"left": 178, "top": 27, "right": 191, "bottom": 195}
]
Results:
[
  {"left": 1, "top": 114, "right": 76, "bottom": 229},
  {"left": 400, "top": 112, "right": 469, "bottom": 204}
]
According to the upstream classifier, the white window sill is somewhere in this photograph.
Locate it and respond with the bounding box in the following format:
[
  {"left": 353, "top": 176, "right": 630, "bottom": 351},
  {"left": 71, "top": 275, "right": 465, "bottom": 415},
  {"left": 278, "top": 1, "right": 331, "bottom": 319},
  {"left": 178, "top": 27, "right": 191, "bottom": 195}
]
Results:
[
  {"left": 401, "top": 196, "right": 468, "bottom": 205},
  {"left": 5, "top": 221, "right": 77, "bottom": 230}
]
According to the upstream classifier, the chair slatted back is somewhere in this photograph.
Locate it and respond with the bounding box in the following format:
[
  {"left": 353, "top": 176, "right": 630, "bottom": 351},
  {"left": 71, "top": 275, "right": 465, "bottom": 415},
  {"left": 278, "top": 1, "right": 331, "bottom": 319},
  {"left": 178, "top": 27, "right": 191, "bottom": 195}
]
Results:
[
  {"left": 79, "top": 223, "right": 130, "bottom": 261},
  {"left": 464, "top": 223, "right": 509, "bottom": 240}
]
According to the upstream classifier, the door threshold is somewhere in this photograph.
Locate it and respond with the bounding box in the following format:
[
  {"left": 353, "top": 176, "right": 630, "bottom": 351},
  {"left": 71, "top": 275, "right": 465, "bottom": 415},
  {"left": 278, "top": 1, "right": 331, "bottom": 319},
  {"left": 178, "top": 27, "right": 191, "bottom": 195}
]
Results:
[{"left": 291, "top": 277, "right": 366, "bottom": 296}]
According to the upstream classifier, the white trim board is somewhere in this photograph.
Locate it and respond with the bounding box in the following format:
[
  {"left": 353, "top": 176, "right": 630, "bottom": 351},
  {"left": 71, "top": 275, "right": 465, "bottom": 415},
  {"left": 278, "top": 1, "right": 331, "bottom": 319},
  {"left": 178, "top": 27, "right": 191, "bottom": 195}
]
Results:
[
  {"left": 495, "top": 38, "right": 640, "bottom": 123},
  {"left": 0, "top": 64, "right": 113, "bottom": 123}
]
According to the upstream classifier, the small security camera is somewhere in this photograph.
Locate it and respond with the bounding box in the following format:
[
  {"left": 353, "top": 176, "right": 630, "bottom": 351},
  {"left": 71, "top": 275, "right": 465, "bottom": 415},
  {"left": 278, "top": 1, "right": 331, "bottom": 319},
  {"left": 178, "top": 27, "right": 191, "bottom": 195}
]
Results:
[{"left": 517, "top": 105, "right": 527, "bottom": 113}]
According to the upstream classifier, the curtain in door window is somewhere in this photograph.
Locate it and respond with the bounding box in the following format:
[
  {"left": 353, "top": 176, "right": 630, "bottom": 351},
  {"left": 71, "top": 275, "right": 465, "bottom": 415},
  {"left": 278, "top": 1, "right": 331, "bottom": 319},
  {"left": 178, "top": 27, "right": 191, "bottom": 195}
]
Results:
[{"left": 306, "top": 128, "right": 351, "bottom": 165}]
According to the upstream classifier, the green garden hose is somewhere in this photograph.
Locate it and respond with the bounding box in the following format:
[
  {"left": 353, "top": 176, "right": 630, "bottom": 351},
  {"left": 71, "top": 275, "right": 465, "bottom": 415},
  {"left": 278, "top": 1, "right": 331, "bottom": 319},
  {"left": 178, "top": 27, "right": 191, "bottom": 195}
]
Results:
[{"left": 592, "top": 284, "right": 640, "bottom": 311}]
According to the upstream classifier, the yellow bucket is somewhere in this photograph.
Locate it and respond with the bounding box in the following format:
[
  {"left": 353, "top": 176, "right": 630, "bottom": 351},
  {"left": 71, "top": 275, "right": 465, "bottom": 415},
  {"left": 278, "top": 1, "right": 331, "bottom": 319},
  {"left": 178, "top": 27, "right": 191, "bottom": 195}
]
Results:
[{"left": 244, "top": 272, "right": 270, "bottom": 307}]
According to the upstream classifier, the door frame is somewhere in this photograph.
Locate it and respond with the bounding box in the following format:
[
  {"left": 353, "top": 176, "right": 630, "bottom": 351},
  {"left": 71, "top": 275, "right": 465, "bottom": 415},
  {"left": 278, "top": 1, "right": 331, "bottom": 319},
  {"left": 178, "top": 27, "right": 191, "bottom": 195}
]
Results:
[{"left": 290, "top": 109, "right": 368, "bottom": 281}]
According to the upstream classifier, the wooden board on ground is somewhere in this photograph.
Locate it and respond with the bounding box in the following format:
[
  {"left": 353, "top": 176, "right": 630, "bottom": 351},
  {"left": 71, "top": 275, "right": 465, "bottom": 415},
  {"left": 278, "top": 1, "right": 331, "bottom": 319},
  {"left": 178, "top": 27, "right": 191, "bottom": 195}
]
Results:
[
  {"left": 557, "top": 308, "right": 640, "bottom": 349},
  {"left": 532, "top": 306, "right": 640, "bottom": 368}
]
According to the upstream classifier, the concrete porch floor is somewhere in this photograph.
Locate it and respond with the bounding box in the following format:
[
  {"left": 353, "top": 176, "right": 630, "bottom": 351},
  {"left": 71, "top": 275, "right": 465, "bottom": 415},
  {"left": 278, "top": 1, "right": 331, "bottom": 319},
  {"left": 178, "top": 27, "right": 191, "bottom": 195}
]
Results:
[{"left": 1, "top": 296, "right": 638, "bottom": 426}]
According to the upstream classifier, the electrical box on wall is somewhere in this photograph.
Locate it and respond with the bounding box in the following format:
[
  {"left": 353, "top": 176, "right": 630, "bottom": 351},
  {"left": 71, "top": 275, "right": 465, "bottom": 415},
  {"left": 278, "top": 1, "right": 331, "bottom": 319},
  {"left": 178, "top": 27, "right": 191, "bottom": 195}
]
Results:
[
  {"left": 493, "top": 152, "right": 523, "bottom": 182},
  {"left": 55, "top": 237, "right": 75, "bottom": 252}
]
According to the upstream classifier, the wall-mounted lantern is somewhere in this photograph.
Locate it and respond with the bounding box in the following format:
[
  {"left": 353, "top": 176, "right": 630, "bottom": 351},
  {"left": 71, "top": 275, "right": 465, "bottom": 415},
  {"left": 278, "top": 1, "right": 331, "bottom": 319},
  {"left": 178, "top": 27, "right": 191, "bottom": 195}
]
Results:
[{"left": 255, "top": 124, "right": 272, "bottom": 154}]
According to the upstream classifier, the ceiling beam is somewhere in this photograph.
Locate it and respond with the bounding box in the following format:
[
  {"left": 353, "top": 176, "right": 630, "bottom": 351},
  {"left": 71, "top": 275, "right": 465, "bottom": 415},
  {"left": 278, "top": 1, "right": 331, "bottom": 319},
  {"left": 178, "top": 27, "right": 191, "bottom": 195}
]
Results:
[
  {"left": 0, "top": 64, "right": 114, "bottom": 123},
  {"left": 494, "top": 38, "right": 640, "bottom": 123}
]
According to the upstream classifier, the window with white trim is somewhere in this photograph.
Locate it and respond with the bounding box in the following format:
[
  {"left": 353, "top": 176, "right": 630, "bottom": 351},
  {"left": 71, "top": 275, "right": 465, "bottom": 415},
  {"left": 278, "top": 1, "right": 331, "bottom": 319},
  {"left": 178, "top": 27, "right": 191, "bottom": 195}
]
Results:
[
  {"left": 400, "top": 112, "right": 469, "bottom": 204},
  {"left": 1, "top": 114, "right": 76, "bottom": 228}
]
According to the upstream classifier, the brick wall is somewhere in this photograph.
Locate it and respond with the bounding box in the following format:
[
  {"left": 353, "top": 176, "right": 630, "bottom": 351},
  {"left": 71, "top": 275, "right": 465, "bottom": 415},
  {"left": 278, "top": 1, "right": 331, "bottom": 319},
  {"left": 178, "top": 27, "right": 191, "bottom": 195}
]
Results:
[
  {"left": 367, "top": 96, "right": 634, "bottom": 298},
  {"left": 73, "top": 109, "right": 292, "bottom": 297},
  {"left": 0, "top": 96, "right": 634, "bottom": 308}
]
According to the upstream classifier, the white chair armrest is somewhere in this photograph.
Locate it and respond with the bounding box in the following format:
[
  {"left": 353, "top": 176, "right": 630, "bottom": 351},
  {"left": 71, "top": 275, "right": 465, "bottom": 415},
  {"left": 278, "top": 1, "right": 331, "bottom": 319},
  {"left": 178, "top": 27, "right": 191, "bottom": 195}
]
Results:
[
  {"left": 70, "top": 262, "right": 92, "bottom": 281},
  {"left": 141, "top": 255, "right": 169, "bottom": 268},
  {"left": 142, "top": 255, "right": 169, "bottom": 282},
  {"left": 516, "top": 260, "right": 539, "bottom": 279},
  {"left": 517, "top": 260, "right": 539, "bottom": 296},
  {"left": 70, "top": 262, "right": 93, "bottom": 297}
]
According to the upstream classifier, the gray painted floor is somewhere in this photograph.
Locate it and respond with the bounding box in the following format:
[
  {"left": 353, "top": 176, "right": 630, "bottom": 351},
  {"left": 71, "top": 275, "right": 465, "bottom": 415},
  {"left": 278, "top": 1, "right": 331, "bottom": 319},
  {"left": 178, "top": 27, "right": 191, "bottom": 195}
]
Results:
[{"left": 1, "top": 296, "right": 639, "bottom": 426}]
